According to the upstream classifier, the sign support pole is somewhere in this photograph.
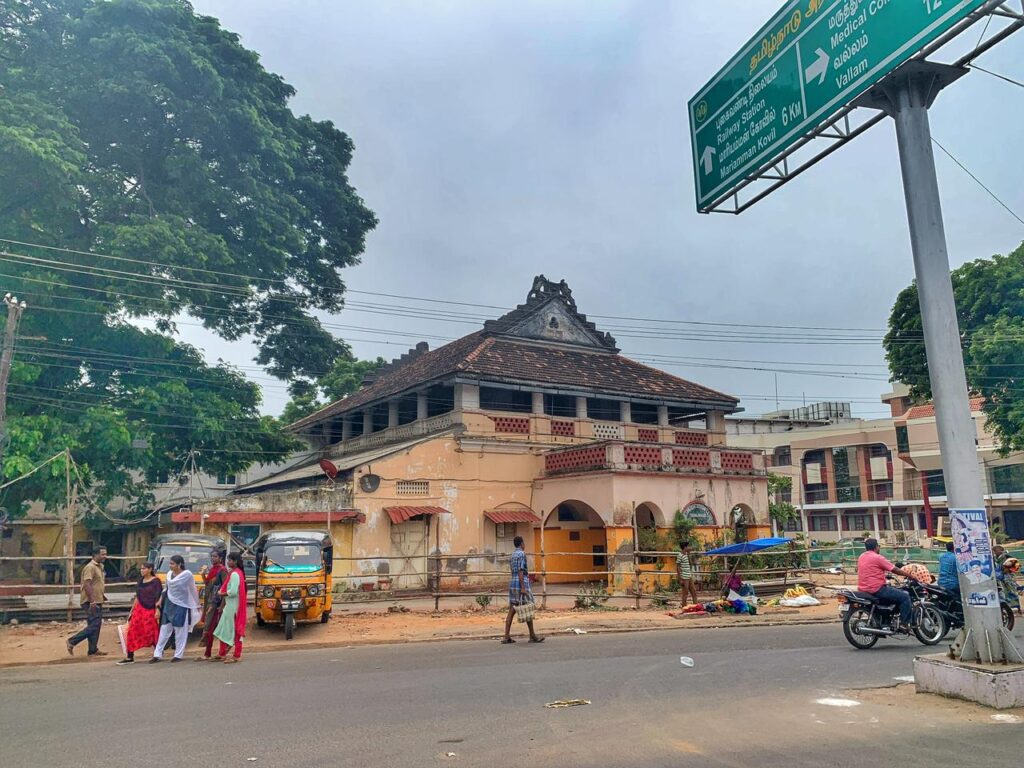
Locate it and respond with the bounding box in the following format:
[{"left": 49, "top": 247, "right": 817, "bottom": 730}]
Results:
[{"left": 857, "top": 62, "right": 1021, "bottom": 664}]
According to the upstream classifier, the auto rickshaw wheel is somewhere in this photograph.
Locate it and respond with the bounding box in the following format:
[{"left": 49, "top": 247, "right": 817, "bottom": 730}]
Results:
[
  {"left": 320, "top": 610, "right": 330, "bottom": 624},
  {"left": 255, "top": 613, "right": 266, "bottom": 627},
  {"left": 284, "top": 612, "right": 295, "bottom": 640}
]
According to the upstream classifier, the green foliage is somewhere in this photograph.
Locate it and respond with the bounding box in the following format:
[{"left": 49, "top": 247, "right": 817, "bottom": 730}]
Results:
[
  {"left": 767, "top": 473, "right": 798, "bottom": 526},
  {"left": 0, "top": 0, "right": 375, "bottom": 516},
  {"left": 475, "top": 594, "right": 491, "bottom": 610},
  {"left": 0, "top": 0, "right": 376, "bottom": 382},
  {"left": 884, "top": 242, "right": 1024, "bottom": 453},
  {"left": 573, "top": 582, "right": 611, "bottom": 610},
  {"left": 672, "top": 510, "right": 698, "bottom": 547},
  {"left": 281, "top": 356, "right": 387, "bottom": 423}
]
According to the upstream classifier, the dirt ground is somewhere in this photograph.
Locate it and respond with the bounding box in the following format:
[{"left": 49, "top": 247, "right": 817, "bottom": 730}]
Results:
[{"left": 0, "top": 599, "right": 839, "bottom": 667}]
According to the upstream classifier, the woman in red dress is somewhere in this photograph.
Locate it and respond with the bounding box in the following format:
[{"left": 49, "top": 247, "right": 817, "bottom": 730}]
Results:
[{"left": 117, "top": 562, "right": 163, "bottom": 665}]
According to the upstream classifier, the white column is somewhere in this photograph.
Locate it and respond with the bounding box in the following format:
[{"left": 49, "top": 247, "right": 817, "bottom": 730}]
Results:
[
  {"left": 872, "top": 509, "right": 881, "bottom": 540},
  {"left": 532, "top": 392, "right": 544, "bottom": 415},
  {"left": 388, "top": 400, "right": 399, "bottom": 428},
  {"left": 341, "top": 417, "right": 352, "bottom": 442},
  {"left": 912, "top": 507, "right": 921, "bottom": 533},
  {"left": 362, "top": 410, "right": 373, "bottom": 435},
  {"left": 417, "top": 392, "right": 428, "bottom": 421},
  {"left": 799, "top": 507, "right": 808, "bottom": 534},
  {"left": 620, "top": 401, "right": 632, "bottom": 423},
  {"left": 657, "top": 405, "right": 669, "bottom": 427},
  {"left": 835, "top": 509, "right": 843, "bottom": 537},
  {"left": 706, "top": 410, "right": 726, "bottom": 446},
  {"left": 576, "top": 397, "right": 587, "bottom": 419},
  {"left": 454, "top": 383, "right": 480, "bottom": 411}
]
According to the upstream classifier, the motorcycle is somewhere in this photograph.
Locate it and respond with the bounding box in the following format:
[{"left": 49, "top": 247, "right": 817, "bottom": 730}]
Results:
[
  {"left": 835, "top": 578, "right": 947, "bottom": 650},
  {"left": 919, "top": 581, "right": 1015, "bottom": 635}
]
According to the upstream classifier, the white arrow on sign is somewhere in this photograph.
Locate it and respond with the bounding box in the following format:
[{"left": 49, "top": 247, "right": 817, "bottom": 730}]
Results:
[
  {"left": 700, "top": 146, "right": 716, "bottom": 174},
  {"left": 804, "top": 47, "right": 830, "bottom": 86}
]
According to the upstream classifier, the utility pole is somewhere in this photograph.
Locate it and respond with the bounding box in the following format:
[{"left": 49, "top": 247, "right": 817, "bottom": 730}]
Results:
[
  {"left": 0, "top": 293, "right": 27, "bottom": 473},
  {"left": 63, "top": 448, "right": 74, "bottom": 623},
  {"left": 856, "top": 62, "right": 1022, "bottom": 664}
]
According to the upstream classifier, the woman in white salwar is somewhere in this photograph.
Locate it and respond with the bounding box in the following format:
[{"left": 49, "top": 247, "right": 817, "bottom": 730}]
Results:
[{"left": 150, "top": 555, "right": 200, "bottom": 663}]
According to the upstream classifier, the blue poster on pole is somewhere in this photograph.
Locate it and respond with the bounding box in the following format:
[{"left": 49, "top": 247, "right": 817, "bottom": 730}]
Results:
[{"left": 950, "top": 508, "right": 997, "bottom": 607}]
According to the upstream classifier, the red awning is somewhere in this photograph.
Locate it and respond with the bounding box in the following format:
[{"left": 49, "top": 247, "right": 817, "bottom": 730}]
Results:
[
  {"left": 484, "top": 509, "right": 540, "bottom": 525},
  {"left": 171, "top": 510, "right": 365, "bottom": 524},
  {"left": 385, "top": 506, "right": 448, "bottom": 524}
]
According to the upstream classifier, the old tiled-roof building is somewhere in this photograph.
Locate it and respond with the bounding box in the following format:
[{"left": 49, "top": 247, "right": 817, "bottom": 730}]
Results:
[{"left": 186, "top": 277, "right": 769, "bottom": 591}]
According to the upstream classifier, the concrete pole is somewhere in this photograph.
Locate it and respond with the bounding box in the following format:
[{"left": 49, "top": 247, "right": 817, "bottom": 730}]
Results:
[
  {"left": 871, "top": 63, "right": 1018, "bottom": 663},
  {"left": 0, "top": 297, "right": 25, "bottom": 474}
]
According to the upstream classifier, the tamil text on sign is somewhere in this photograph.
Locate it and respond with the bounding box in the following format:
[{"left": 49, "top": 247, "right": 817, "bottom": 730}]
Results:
[{"left": 689, "top": 0, "right": 989, "bottom": 211}]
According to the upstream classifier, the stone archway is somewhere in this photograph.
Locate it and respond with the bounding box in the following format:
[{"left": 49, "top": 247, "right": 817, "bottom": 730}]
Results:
[
  {"left": 731, "top": 503, "right": 755, "bottom": 543},
  {"left": 635, "top": 502, "right": 665, "bottom": 564},
  {"left": 542, "top": 500, "right": 607, "bottom": 585}
]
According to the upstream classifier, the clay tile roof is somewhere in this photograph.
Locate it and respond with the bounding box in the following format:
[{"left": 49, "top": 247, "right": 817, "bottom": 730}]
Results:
[
  {"left": 289, "top": 277, "right": 740, "bottom": 433},
  {"left": 903, "top": 397, "right": 984, "bottom": 421}
]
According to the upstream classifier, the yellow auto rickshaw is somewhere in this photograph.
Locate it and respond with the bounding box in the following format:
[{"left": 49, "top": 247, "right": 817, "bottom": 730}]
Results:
[{"left": 253, "top": 530, "right": 333, "bottom": 640}]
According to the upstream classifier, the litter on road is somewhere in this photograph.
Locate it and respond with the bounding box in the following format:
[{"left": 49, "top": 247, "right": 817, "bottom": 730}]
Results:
[
  {"left": 565, "top": 628, "right": 587, "bottom": 635},
  {"left": 815, "top": 698, "right": 861, "bottom": 707},
  {"left": 545, "top": 699, "right": 591, "bottom": 708},
  {"left": 680, "top": 656, "right": 695, "bottom": 667}
]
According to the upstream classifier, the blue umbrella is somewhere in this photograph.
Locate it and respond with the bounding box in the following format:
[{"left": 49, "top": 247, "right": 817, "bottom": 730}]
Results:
[{"left": 705, "top": 537, "right": 791, "bottom": 556}]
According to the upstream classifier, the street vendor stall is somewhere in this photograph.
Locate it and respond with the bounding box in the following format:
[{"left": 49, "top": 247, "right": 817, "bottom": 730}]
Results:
[{"left": 706, "top": 537, "right": 791, "bottom": 598}]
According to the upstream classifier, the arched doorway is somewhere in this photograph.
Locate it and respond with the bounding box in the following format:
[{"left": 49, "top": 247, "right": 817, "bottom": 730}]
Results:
[
  {"left": 542, "top": 500, "right": 606, "bottom": 584},
  {"left": 731, "top": 504, "right": 755, "bottom": 543},
  {"left": 635, "top": 502, "right": 665, "bottom": 563}
]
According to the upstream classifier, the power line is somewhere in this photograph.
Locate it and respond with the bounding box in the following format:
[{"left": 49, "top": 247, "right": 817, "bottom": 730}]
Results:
[
  {"left": 969, "top": 63, "right": 1024, "bottom": 90},
  {"left": 932, "top": 138, "right": 1024, "bottom": 227},
  {"left": 0, "top": 236, "right": 900, "bottom": 333}
]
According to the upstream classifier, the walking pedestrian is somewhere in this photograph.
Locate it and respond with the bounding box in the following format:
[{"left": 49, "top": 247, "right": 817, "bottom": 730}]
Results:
[
  {"left": 502, "top": 536, "right": 543, "bottom": 644},
  {"left": 116, "top": 562, "right": 162, "bottom": 664},
  {"left": 66, "top": 547, "right": 108, "bottom": 657},
  {"left": 151, "top": 555, "right": 200, "bottom": 663},
  {"left": 676, "top": 540, "right": 699, "bottom": 608},
  {"left": 212, "top": 551, "right": 247, "bottom": 663},
  {"left": 195, "top": 549, "right": 227, "bottom": 661}
]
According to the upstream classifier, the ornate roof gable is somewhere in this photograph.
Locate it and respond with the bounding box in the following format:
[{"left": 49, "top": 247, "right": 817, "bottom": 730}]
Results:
[{"left": 482, "top": 275, "right": 619, "bottom": 352}]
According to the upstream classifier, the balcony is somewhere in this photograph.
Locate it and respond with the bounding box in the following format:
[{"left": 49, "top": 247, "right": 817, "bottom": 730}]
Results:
[
  {"left": 544, "top": 441, "right": 765, "bottom": 478},
  {"left": 331, "top": 408, "right": 722, "bottom": 455},
  {"left": 335, "top": 412, "right": 459, "bottom": 455}
]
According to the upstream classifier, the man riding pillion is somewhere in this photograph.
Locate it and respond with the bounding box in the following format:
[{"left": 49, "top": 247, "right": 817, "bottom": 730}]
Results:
[{"left": 857, "top": 538, "right": 916, "bottom": 631}]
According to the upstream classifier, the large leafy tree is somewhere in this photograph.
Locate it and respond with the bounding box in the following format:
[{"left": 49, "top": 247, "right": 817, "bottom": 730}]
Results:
[
  {"left": 0, "top": 0, "right": 376, "bottom": 516},
  {"left": 884, "top": 241, "right": 1024, "bottom": 453},
  {"left": 281, "top": 355, "right": 387, "bottom": 424}
]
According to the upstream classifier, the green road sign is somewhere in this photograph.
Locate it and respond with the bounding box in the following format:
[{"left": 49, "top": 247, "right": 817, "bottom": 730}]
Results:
[{"left": 689, "top": 0, "right": 989, "bottom": 211}]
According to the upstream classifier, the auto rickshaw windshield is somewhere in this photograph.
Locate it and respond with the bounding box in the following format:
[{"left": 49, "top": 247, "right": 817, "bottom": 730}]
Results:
[
  {"left": 154, "top": 544, "right": 215, "bottom": 576},
  {"left": 263, "top": 543, "right": 323, "bottom": 573}
]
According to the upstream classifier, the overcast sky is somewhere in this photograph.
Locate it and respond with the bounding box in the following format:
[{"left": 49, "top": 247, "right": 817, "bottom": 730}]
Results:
[{"left": 189, "top": 0, "right": 1024, "bottom": 419}]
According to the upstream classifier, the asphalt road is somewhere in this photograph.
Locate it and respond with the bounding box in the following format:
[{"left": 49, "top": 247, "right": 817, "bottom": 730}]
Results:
[{"left": 2, "top": 623, "right": 1022, "bottom": 767}]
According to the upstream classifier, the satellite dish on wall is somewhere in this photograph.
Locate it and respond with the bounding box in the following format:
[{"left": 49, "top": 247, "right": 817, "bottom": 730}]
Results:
[
  {"left": 359, "top": 473, "right": 381, "bottom": 493},
  {"left": 319, "top": 459, "right": 340, "bottom": 480}
]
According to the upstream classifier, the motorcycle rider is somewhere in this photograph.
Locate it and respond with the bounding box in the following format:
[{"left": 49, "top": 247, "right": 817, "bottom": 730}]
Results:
[
  {"left": 937, "top": 541, "right": 960, "bottom": 594},
  {"left": 858, "top": 538, "right": 915, "bottom": 631}
]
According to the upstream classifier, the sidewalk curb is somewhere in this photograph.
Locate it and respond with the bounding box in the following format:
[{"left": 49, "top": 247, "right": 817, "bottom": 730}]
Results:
[{"left": 0, "top": 615, "right": 839, "bottom": 669}]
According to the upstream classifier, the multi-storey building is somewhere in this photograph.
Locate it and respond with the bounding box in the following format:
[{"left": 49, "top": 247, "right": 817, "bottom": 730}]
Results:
[
  {"left": 729, "top": 386, "right": 1024, "bottom": 544},
  {"left": 184, "top": 277, "right": 770, "bottom": 590}
]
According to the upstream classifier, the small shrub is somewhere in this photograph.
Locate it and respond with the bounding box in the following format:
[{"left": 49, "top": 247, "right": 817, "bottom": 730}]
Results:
[
  {"left": 574, "top": 581, "right": 611, "bottom": 609},
  {"left": 650, "top": 593, "right": 671, "bottom": 609},
  {"left": 475, "top": 594, "right": 491, "bottom": 610}
]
